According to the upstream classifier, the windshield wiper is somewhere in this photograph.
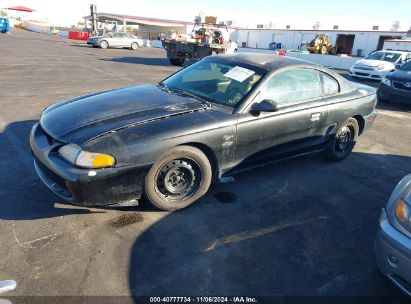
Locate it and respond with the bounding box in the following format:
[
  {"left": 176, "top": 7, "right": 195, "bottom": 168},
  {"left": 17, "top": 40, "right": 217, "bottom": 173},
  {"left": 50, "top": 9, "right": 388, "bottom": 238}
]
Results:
[{"left": 168, "top": 88, "right": 211, "bottom": 107}]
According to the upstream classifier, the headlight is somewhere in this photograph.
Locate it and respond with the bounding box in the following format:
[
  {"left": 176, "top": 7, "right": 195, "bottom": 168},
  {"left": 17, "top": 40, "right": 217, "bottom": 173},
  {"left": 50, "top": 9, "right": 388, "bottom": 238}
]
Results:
[
  {"left": 394, "top": 198, "right": 411, "bottom": 231},
  {"left": 381, "top": 77, "right": 391, "bottom": 86},
  {"left": 58, "top": 144, "right": 115, "bottom": 168}
]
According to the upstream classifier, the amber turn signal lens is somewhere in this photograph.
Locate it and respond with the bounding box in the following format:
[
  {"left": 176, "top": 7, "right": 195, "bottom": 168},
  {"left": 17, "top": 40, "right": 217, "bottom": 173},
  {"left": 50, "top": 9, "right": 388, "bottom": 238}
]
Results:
[
  {"left": 395, "top": 199, "right": 409, "bottom": 224},
  {"left": 75, "top": 151, "right": 115, "bottom": 168}
]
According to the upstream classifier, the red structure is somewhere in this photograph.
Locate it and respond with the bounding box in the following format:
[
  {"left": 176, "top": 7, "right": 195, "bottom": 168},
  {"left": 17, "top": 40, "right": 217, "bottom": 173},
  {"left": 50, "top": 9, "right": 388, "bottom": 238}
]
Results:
[
  {"left": 4, "top": 6, "right": 35, "bottom": 12},
  {"left": 68, "top": 31, "right": 89, "bottom": 41}
]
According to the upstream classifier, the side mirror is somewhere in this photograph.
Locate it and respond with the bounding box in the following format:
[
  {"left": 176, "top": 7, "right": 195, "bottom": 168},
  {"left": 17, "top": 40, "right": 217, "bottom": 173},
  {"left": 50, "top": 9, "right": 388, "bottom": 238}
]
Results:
[{"left": 250, "top": 99, "right": 279, "bottom": 114}]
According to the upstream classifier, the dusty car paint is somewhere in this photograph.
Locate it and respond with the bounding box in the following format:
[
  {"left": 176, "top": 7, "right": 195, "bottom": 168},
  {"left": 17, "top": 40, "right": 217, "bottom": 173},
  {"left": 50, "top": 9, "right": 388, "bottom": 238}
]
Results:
[{"left": 30, "top": 54, "right": 377, "bottom": 207}]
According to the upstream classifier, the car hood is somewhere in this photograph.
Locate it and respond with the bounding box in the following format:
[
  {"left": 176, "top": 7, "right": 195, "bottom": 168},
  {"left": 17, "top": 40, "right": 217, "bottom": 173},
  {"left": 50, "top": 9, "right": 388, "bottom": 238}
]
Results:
[
  {"left": 40, "top": 85, "right": 208, "bottom": 144},
  {"left": 389, "top": 69, "right": 411, "bottom": 81},
  {"left": 355, "top": 59, "right": 394, "bottom": 69}
]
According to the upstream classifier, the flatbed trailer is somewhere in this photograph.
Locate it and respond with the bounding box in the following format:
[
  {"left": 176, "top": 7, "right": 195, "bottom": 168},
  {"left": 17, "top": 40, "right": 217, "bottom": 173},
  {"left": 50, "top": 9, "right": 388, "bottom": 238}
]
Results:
[{"left": 163, "top": 22, "right": 237, "bottom": 66}]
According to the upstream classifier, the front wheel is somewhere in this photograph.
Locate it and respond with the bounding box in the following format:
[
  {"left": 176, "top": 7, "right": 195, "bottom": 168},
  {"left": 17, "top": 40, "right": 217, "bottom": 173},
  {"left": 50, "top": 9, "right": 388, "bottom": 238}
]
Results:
[
  {"left": 131, "top": 42, "right": 139, "bottom": 50},
  {"left": 100, "top": 40, "right": 109, "bottom": 49},
  {"left": 144, "top": 146, "right": 212, "bottom": 211},
  {"left": 321, "top": 118, "right": 359, "bottom": 162}
]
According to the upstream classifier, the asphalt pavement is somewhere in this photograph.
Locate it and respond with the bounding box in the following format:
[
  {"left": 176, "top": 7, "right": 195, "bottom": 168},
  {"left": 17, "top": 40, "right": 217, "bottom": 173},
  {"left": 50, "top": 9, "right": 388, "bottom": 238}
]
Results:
[{"left": 0, "top": 29, "right": 411, "bottom": 301}]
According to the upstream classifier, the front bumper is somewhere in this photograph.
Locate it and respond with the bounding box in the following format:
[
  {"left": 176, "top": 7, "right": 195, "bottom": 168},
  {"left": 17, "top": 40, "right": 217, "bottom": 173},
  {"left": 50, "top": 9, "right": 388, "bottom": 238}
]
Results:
[
  {"left": 349, "top": 68, "right": 388, "bottom": 80},
  {"left": 30, "top": 122, "right": 150, "bottom": 207},
  {"left": 87, "top": 40, "right": 99, "bottom": 46},
  {"left": 375, "top": 208, "right": 411, "bottom": 296},
  {"left": 378, "top": 83, "right": 411, "bottom": 105}
]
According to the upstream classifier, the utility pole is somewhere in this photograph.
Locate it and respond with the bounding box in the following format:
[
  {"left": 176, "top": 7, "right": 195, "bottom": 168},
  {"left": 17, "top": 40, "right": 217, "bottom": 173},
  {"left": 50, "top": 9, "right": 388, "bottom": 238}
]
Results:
[{"left": 90, "top": 4, "right": 98, "bottom": 35}]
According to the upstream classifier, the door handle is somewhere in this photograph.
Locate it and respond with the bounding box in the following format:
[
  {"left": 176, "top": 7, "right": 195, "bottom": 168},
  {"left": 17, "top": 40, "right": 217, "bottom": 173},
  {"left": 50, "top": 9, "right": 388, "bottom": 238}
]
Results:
[{"left": 310, "top": 113, "right": 321, "bottom": 121}]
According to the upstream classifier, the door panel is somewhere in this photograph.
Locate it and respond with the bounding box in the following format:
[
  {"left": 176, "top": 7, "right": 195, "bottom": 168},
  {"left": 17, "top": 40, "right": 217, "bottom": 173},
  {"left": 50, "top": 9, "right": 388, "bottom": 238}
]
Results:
[
  {"left": 234, "top": 98, "right": 328, "bottom": 167},
  {"left": 233, "top": 68, "right": 329, "bottom": 169}
]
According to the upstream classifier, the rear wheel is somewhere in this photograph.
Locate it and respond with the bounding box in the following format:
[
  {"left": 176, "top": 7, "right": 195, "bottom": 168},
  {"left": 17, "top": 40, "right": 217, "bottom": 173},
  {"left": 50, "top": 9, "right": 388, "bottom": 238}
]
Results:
[
  {"left": 144, "top": 146, "right": 212, "bottom": 211},
  {"left": 321, "top": 118, "right": 359, "bottom": 162},
  {"left": 131, "top": 42, "right": 139, "bottom": 50},
  {"left": 100, "top": 40, "right": 109, "bottom": 49},
  {"left": 169, "top": 58, "right": 184, "bottom": 66}
]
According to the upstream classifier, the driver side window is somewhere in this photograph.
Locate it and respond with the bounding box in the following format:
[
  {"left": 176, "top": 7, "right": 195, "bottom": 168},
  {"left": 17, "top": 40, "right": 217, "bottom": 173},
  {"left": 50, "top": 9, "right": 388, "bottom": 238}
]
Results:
[{"left": 261, "top": 68, "right": 321, "bottom": 104}]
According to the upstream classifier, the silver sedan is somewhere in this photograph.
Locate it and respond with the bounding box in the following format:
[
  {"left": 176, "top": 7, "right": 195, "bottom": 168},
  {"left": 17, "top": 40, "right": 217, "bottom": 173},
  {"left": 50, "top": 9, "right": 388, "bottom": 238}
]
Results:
[
  {"left": 375, "top": 174, "right": 411, "bottom": 296},
  {"left": 87, "top": 32, "right": 144, "bottom": 50}
]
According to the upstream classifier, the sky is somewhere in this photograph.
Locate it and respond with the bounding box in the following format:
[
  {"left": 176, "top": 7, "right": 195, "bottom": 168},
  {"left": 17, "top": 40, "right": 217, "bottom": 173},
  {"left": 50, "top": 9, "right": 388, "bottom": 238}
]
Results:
[{"left": 1, "top": 0, "right": 410, "bottom": 30}]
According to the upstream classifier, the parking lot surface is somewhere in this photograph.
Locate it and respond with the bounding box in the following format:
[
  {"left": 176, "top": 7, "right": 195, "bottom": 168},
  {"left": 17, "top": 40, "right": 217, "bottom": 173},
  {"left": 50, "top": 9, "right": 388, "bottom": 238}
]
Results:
[{"left": 1, "top": 29, "right": 411, "bottom": 299}]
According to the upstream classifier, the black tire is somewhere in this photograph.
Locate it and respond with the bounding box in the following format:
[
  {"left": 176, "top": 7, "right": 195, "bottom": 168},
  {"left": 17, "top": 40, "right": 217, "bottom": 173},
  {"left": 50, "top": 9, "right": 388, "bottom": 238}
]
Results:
[
  {"left": 100, "top": 40, "right": 109, "bottom": 49},
  {"left": 169, "top": 58, "right": 184, "bottom": 66},
  {"left": 131, "top": 42, "right": 139, "bottom": 50},
  {"left": 144, "top": 146, "right": 212, "bottom": 211},
  {"left": 175, "top": 59, "right": 184, "bottom": 66},
  {"left": 321, "top": 118, "right": 359, "bottom": 162}
]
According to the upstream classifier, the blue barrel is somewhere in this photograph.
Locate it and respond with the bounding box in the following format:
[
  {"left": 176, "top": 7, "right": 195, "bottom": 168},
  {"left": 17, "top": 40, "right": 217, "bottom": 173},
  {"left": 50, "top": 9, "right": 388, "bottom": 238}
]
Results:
[{"left": 0, "top": 18, "right": 10, "bottom": 33}]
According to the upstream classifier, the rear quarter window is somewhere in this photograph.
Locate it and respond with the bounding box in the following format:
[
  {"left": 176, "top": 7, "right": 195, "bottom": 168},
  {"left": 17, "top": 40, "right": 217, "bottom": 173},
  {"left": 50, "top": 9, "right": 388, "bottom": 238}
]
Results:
[{"left": 321, "top": 72, "right": 339, "bottom": 96}]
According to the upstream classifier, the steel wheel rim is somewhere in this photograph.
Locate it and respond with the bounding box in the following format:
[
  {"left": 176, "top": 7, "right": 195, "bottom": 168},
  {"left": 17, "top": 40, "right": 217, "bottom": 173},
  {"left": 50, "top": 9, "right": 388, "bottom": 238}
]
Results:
[
  {"left": 155, "top": 158, "right": 202, "bottom": 202},
  {"left": 336, "top": 126, "right": 353, "bottom": 152}
]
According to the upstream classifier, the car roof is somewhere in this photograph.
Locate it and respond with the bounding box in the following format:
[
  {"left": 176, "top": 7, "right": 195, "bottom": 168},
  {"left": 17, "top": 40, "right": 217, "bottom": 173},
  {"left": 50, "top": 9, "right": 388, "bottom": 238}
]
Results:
[
  {"left": 377, "top": 50, "right": 410, "bottom": 54},
  {"left": 212, "top": 52, "right": 356, "bottom": 93},
  {"left": 213, "top": 53, "right": 317, "bottom": 70}
]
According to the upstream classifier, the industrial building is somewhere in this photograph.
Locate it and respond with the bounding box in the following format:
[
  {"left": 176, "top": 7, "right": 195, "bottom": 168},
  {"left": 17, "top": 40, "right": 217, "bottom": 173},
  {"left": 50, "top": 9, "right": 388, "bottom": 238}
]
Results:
[
  {"left": 86, "top": 12, "right": 192, "bottom": 40},
  {"left": 236, "top": 28, "right": 410, "bottom": 56},
  {"left": 85, "top": 12, "right": 238, "bottom": 43},
  {"left": 87, "top": 11, "right": 410, "bottom": 57}
]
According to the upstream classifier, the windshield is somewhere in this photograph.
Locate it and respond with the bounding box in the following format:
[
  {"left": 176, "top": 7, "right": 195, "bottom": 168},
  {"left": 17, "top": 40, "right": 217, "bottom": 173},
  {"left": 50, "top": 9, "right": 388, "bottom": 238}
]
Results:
[
  {"left": 163, "top": 58, "right": 266, "bottom": 107},
  {"left": 400, "top": 61, "right": 411, "bottom": 71},
  {"left": 365, "top": 51, "right": 401, "bottom": 63}
]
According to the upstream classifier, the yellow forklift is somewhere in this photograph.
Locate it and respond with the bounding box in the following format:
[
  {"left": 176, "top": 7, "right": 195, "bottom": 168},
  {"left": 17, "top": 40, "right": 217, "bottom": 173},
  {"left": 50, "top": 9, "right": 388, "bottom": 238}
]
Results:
[{"left": 307, "top": 34, "right": 333, "bottom": 54}]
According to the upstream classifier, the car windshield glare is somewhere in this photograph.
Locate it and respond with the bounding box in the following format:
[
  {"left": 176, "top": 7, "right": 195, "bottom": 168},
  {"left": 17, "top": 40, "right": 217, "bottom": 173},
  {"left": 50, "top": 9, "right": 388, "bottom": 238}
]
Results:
[
  {"left": 365, "top": 51, "right": 401, "bottom": 63},
  {"left": 163, "top": 58, "right": 266, "bottom": 107}
]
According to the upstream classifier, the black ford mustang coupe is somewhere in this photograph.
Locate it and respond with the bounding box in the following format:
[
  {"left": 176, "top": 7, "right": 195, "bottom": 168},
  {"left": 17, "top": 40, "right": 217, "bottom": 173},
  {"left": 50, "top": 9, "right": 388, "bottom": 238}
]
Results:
[{"left": 30, "top": 54, "right": 378, "bottom": 211}]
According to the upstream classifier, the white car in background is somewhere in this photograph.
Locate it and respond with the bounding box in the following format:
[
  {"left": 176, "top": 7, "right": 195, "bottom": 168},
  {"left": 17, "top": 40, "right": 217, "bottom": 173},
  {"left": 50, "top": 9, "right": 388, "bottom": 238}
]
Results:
[
  {"left": 87, "top": 32, "right": 144, "bottom": 50},
  {"left": 349, "top": 50, "right": 411, "bottom": 81}
]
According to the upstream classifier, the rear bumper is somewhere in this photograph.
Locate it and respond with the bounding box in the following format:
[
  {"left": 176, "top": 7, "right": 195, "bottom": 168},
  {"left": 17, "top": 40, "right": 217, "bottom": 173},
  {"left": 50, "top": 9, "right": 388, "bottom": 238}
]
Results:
[
  {"left": 375, "top": 209, "right": 411, "bottom": 296},
  {"left": 378, "top": 83, "right": 411, "bottom": 105},
  {"left": 30, "top": 122, "right": 150, "bottom": 207}
]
